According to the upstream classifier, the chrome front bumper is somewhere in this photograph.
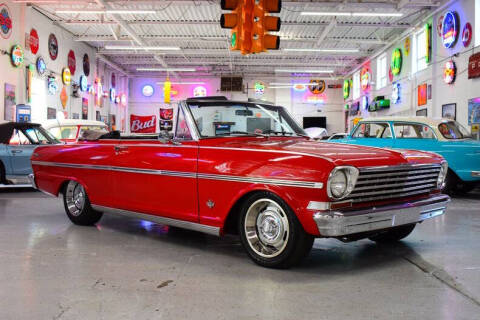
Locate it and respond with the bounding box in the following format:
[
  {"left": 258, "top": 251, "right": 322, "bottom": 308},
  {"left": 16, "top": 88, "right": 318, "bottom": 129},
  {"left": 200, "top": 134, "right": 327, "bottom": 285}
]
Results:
[
  {"left": 472, "top": 171, "right": 480, "bottom": 178},
  {"left": 313, "top": 194, "right": 450, "bottom": 237}
]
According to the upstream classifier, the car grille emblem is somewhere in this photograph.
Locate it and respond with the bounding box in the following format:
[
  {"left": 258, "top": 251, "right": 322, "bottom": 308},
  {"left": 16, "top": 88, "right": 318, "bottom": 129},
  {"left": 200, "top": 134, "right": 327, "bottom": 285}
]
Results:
[{"left": 206, "top": 200, "right": 215, "bottom": 208}]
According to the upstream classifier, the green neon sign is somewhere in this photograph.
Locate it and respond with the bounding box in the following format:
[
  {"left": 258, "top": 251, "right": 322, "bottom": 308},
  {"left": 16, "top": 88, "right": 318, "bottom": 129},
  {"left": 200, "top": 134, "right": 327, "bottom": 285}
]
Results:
[{"left": 391, "top": 48, "right": 402, "bottom": 76}]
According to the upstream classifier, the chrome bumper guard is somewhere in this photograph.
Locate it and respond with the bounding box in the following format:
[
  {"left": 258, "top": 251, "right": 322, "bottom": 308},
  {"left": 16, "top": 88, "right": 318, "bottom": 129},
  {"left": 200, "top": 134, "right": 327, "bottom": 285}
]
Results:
[
  {"left": 28, "top": 174, "right": 37, "bottom": 189},
  {"left": 313, "top": 194, "right": 450, "bottom": 237}
]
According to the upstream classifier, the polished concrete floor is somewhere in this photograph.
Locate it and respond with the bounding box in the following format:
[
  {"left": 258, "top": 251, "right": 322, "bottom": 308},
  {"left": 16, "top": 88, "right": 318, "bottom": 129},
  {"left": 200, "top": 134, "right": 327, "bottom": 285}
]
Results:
[{"left": 0, "top": 189, "right": 479, "bottom": 320}]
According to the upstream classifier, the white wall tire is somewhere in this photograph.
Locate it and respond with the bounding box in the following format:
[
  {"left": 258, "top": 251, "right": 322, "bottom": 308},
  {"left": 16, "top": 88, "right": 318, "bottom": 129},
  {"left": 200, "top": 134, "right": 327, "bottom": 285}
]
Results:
[{"left": 63, "top": 181, "right": 103, "bottom": 226}]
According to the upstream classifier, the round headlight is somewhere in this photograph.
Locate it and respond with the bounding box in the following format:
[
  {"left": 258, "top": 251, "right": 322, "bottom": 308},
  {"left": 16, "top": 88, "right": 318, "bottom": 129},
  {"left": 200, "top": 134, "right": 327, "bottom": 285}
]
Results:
[
  {"left": 327, "top": 166, "right": 360, "bottom": 200},
  {"left": 330, "top": 171, "right": 347, "bottom": 198},
  {"left": 437, "top": 161, "right": 448, "bottom": 189}
]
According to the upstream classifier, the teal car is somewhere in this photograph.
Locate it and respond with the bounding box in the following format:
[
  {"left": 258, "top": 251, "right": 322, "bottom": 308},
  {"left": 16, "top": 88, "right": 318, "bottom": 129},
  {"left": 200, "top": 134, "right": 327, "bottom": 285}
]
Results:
[
  {"left": 335, "top": 117, "right": 480, "bottom": 194},
  {"left": 0, "top": 122, "right": 60, "bottom": 187}
]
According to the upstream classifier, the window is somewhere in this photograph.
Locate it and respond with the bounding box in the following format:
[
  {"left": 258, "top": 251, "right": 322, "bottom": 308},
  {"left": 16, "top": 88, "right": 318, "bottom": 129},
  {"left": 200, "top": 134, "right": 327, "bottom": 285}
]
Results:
[
  {"left": 79, "top": 126, "right": 108, "bottom": 137},
  {"left": 393, "top": 123, "right": 435, "bottom": 139},
  {"left": 353, "top": 122, "right": 392, "bottom": 138},
  {"left": 438, "top": 121, "right": 472, "bottom": 140},
  {"left": 49, "top": 126, "right": 78, "bottom": 140},
  {"left": 376, "top": 54, "right": 387, "bottom": 89},
  {"left": 175, "top": 107, "right": 192, "bottom": 140},
  {"left": 352, "top": 71, "right": 360, "bottom": 100},
  {"left": 10, "top": 130, "right": 32, "bottom": 145},
  {"left": 412, "top": 28, "right": 428, "bottom": 74}
]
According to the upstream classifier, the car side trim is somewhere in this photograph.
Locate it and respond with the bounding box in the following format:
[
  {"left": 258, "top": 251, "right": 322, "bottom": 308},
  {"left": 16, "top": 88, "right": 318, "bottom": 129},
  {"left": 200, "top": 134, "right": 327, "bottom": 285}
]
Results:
[
  {"left": 91, "top": 204, "right": 221, "bottom": 236},
  {"left": 31, "top": 161, "right": 324, "bottom": 189}
]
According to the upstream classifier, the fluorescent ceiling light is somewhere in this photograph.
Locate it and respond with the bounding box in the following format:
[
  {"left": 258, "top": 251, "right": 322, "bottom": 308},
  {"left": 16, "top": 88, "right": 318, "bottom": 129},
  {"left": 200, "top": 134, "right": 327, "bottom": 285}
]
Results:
[
  {"left": 275, "top": 69, "right": 334, "bottom": 73},
  {"left": 268, "top": 86, "right": 294, "bottom": 89},
  {"left": 137, "top": 68, "right": 196, "bottom": 72},
  {"left": 284, "top": 48, "right": 359, "bottom": 53},
  {"left": 300, "top": 11, "right": 403, "bottom": 17},
  {"left": 104, "top": 45, "right": 180, "bottom": 51},
  {"left": 56, "top": 10, "right": 156, "bottom": 14},
  {"left": 156, "top": 82, "right": 205, "bottom": 85},
  {"left": 270, "top": 82, "right": 318, "bottom": 86}
]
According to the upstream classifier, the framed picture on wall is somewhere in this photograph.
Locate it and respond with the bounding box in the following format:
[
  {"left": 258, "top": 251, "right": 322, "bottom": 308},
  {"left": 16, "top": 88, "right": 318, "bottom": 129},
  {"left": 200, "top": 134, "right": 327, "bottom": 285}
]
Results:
[
  {"left": 427, "top": 84, "right": 432, "bottom": 100},
  {"left": 47, "top": 107, "right": 56, "bottom": 119},
  {"left": 442, "top": 103, "right": 456, "bottom": 120},
  {"left": 418, "top": 84, "right": 427, "bottom": 106},
  {"left": 416, "top": 109, "right": 427, "bottom": 117}
]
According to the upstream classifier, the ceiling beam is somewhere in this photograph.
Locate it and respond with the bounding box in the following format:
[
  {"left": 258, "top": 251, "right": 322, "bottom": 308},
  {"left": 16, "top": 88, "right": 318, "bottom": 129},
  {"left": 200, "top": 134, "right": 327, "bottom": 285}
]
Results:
[{"left": 97, "top": 49, "right": 368, "bottom": 56}]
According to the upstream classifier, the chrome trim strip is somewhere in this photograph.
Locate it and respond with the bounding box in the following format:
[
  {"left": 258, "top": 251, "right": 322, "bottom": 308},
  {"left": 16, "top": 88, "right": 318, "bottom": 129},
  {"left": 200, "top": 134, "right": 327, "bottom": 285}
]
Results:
[
  {"left": 313, "top": 194, "right": 450, "bottom": 237},
  {"left": 32, "top": 161, "right": 323, "bottom": 189},
  {"left": 472, "top": 171, "right": 480, "bottom": 177},
  {"left": 199, "top": 146, "right": 330, "bottom": 161},
  {"left": 91, "top": 204, "right": 220, "bottom": 236},
  {"left": 197, "top": 173, "right": 323, "bottom": 189},
  {"left": 358, "top": 163, "right": 441, "bottom": 172},
  {"left": 28, "top": 174, "right": 37, "bottom": 189}
]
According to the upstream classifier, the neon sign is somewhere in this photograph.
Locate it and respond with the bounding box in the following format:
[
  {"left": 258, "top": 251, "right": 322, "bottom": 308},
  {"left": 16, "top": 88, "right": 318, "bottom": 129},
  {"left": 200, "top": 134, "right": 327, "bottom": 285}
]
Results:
[
  {"left": 442, "top": 11, "right": 459, "bottom": 48},
  {"left": 36, "top": 57, "right": 46, "bottom": 75},
  {"left": 360, "top": 67, "right": 370, "bottom": 91},
  {"left": 142, "top": 84, "right": 154, "bottom": 97},
  {"left": 392, "top": 82, "right": 400, "bottom": 104},
  {"left": 343, "top": 79, "right": 350, "bottom": 99},
  {"left": 462, "top": 22, "right": 472, "bottom": 47},
  {"left": 425, "top": 23, "right": 431, "bottom": 63},
  {"left": 254, "top": 81, "right": 265, "bottom": 96},
  {"left": 109, "top": 88, "right": 116, "bottom": 102},
  {"left": 62, "top": 67, "right": 71, "bottom": 85},
  {"left": 0, "top": 4, "right": 12, "bottom": 39},
  {"left": 309, "top": 80, "right": 325, "bottom": 94},
  {"left": 391, "top": 48, "right": 402, "bottom": 76},
  {"left": 444, "top": 60, "right": 456, "bottom": 84},
  {"left": 293, "top": 84, "right": 306, "bottom": 92},
  {"left": 193, "top": 86, "right": 207, "bottom": 97},
  {"left": 361, "top": 96, "right": 369, "bottom": 110},
  {"left": 79, "top": 75, "right": 88, "bottom": 92}
]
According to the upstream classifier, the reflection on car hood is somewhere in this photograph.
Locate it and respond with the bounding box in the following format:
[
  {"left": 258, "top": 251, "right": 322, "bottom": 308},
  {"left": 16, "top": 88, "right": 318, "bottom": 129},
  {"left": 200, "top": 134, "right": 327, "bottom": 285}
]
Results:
[{"left": 206, "top": 137, "right": 444, "bottom": 167}]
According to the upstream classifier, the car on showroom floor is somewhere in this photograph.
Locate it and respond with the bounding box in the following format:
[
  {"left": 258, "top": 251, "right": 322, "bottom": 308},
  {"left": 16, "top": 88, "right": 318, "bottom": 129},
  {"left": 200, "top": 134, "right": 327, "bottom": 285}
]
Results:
[
  {"left": 0, "top": 121, "right": 60, "bottom": 187},
  {"left": 30, "top": 98, "right": 450, "bottom": 268},
  {"left": 332, "top": 117, "right": 480, "bottom": 194},
  {"left": 42, "top": 119, "right": 108, "bottom": 143}
]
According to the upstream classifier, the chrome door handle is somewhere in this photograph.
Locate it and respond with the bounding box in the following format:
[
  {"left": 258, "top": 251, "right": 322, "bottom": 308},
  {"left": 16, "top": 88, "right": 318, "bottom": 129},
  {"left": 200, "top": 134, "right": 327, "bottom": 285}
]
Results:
[
  {"left": 114, "top": 145, "right": 129, "bottom": 153},
  {"left": 11, "top": 150, "right": 23, "bottom": 154}
]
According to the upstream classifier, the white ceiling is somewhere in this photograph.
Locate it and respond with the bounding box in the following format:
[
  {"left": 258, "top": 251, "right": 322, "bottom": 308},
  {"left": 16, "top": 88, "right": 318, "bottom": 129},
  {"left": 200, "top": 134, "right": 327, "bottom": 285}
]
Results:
[{"left": 28, "top": 0, "right": 445, "bottom": 79}]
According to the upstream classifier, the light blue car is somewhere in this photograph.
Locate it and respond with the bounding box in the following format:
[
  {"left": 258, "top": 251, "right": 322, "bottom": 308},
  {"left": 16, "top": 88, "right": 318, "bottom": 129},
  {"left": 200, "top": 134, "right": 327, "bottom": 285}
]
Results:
[
  {"left": 335, "top": 117, "right": 480, "bottom": 194},
  {"left": 0, "top": 122, "right": 60, "bottom": 187}
]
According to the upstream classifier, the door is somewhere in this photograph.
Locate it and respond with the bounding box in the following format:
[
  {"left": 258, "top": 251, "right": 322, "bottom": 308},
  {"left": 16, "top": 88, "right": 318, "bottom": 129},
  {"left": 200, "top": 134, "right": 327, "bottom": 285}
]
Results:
[
  {"left": 347, "top": 122, "right": 394, "bottom": 148},
  {"left": 111, "top": 106, "right": 199, "bottom": 222},
  {"left": 7, "top": 129, "right": 37, "bottom": 176}
]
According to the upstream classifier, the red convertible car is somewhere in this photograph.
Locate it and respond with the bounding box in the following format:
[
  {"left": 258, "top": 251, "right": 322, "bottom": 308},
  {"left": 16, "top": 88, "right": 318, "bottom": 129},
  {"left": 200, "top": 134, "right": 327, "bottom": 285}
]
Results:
[{"left": 30, "top": 98, "right": 450, "bottom": 268}]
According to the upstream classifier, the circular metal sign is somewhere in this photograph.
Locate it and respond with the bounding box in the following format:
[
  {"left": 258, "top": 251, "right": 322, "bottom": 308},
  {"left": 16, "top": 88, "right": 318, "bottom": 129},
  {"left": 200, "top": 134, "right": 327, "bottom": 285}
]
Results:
[
  {"left": 83, "top": 54, "right": 90, "bottom": 76},
  {"left": 29, "top": 28, "right": 39, "bottom": 54},
  {"left": 309, "top": 80, "right": 326, "bottom": 94},
  {"left": 48, "top": 33, "right": 58, "bottom": 60},
  {"left": 68, "top": 50, "right": 76, "bottom": 75},
  {"left": 79, "top": 75, "right": 88, "bottom": 92},
  {"left": 343, "top": 79, "right": 350, "bottom": 99},
  {"left": 36, "top": 56, "right": 46, "bottom": 75},
  {"left": 444, "top": 60, "right": 456, "bottom": 84},
  {"left": 10, "top": 45, "right": 24, "bottom": 68},
  {"left": 391, "top": 48, "right": 402, "bottom": 76},
  {"left": 360, "top": 67, "right": 371, "bottom": 91},
  {"left": 0, "top": 4, "right": 12, "bottom": 39},
  {"left": 462, "top": 22, "right": 472, "bottom": 47},
  {"left": 142, "top": 84, "right": 154, "bottom": 97},
  {"left": 62, "top": 67, "right": 72, "bottom": 85},
  {"left": 442, "top": 11, "right": 459, "bottom": 48}
]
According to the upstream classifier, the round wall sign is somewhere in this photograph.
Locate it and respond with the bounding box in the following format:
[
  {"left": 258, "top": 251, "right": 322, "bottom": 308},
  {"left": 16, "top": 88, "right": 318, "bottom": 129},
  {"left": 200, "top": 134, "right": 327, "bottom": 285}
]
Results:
[
  {"left": 392, "top": 82, "right": 401, "bottom": 104},
  {"left": 462, "top": 22, "right": 472, "bottom": 47},
  {"left": 309, "top": 80, "right": 326, "bottom": 94},
  {"left": 360, "top": 67, "right": 371, "bottom": 91},
  {"left": 48, "top": 76, "right": 58, "bottom": 95},
  {"left": 193, "top": 85, "right": 207, "bottom": 97},
  {"left": 67, "top": 50, "right": 76, "bottom": 75},
  {"left": 254, "top": 81, "right": 265, "bottom": 96},
  {"left": 111, "top": 73, "right": 116, "bottom": 88},
  {"left": 60, "top": 86, "right": 68, "bottom": 109},
  {"left": 442, "top": 11, "right": 459, "bottom": 48},
  {"left": 437, "top": 15, "right": 444, "bottom": 37},
  {"left": 79, "top": 75, "right": 88, "bottom": 92},
  {"left": 62, "top": 67, "right": 72, "bottom": 85},
  {"left": 48, "top": 33, "right": 58, "bottom": 60},
  {"left": 109, "top": 88, "right": 116, "bottom": 102},
  {"left": 343, "top": 79, "right": 350, "bottom": 99},
  {"left": 120, "top": 93, "right": 127, "bottom": 107},
  {"left": 29, "top": 28, "right": 39, "bottom": 54},
  {"left": 10, "top": 45, "right": 24, "bottom": 68},
  {"left": 0, "top": 4, "right": 12, "bottom": 39},
  {"left": 444, "top": 60, "right": 456, "bottom": 84},
  {"left": 142, "top": 84, "right": 154, "bottom": 97},
  {"left": 83, "top": 54, "right": 90, "bottom": 76},
  {"left": 36, "top": 57, "right": 46, "bottom": 75},
  {"left": 391, "top": 48, "right": 402, "bottom": 76}
]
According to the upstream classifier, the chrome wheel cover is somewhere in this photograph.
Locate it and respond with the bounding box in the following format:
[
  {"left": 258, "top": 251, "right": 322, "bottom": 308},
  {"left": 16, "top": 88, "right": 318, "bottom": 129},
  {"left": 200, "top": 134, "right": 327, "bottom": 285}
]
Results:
[
  {"left": 65, "top": 181, "right": 86, "bottom": 217},
  {"left": 244, "top": 199, "right": 290, "bottom": 258}
]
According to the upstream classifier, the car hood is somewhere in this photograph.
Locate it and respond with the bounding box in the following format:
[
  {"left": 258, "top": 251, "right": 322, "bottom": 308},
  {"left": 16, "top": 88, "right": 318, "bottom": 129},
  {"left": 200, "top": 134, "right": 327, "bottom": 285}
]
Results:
[{"left": 204, "top": 137, "right": 443, "bottom": 167}]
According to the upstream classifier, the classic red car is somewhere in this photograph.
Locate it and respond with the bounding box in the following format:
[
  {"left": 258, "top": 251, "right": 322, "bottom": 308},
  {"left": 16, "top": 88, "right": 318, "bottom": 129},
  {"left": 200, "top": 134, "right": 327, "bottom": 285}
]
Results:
[{"left": 30, "top": 98, "right": 450, "bottom": 268}]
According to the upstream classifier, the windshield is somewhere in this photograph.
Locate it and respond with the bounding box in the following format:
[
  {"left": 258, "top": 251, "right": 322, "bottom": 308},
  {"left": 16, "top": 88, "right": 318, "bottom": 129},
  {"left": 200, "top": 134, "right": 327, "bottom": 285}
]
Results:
[
  {"left": 438, "top": 121, "right": 472, "bottom": 140},
  {"left": 186, "top": 102, "right": 306, "bottom": 138}
]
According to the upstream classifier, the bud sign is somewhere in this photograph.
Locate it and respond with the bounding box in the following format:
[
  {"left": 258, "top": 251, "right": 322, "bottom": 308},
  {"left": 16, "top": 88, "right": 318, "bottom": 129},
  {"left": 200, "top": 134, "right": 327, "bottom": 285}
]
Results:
[{"left": 130, "top": 114, "right": 157, "bottom": 133}]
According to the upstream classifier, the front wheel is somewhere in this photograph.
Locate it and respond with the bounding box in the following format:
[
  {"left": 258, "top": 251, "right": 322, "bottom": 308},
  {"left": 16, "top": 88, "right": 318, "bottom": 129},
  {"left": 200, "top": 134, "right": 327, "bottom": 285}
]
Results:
[
  {"left": 63, "top": 180, "right": 103, "bottom": 226},
  {"left": 238, "top": 192, "right": 314, "bottom": 269},
  {"left": 368, "top": 224, "right": 416, "bottom": 243}
]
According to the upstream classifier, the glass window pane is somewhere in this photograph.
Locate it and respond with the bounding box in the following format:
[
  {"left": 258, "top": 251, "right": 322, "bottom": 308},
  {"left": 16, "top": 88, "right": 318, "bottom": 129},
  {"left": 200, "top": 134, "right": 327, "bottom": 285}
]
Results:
[
  {"left": 394, "top": 123, "right": 434, "bottom": 139},
  {"left": 175, "top": 107, "right": 192, "bottom": 140},
  {"left": 353, "top": 123, "right": 391, "bottom": 138}
]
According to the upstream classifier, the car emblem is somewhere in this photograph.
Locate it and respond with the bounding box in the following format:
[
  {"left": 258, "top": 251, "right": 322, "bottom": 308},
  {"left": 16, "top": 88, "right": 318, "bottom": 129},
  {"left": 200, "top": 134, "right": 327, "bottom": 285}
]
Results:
[{"left": 206, "top": 200, "right": 215, "bottom": 208}]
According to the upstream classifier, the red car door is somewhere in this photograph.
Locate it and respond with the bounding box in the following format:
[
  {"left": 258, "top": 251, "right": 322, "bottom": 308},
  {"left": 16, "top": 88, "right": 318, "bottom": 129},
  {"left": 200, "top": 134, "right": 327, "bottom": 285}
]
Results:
[{"left": 110, "top": 140, "right": 199, "bottom": 222}]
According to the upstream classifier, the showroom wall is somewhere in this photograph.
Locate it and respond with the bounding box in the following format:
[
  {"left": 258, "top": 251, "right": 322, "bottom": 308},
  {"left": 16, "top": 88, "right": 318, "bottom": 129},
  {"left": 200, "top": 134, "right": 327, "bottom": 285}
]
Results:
[
  {"left": 0, "top": 1, "right": 127, "bottom": 128},
  {"left": 346, "top": 0, "right": 479, "bottom": 133},
  {"left": 128, "top": 77, "right": 344, "bottom": 134}
]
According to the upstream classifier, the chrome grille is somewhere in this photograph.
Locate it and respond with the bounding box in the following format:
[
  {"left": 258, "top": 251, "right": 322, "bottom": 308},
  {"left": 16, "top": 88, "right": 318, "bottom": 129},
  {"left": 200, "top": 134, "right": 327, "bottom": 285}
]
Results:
[{"left": 346, "top": 164, "right": 441, "bottom": 203}]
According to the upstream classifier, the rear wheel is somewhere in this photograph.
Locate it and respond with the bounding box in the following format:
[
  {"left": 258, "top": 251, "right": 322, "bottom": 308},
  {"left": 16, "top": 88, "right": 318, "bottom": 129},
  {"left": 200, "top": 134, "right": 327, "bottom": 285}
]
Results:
[
  {"left": 238, "top": 192, "right": 314, "bottom": 269},
  {"left": 444, "top": 170, "right": 476, "bottom": 195},
  {"left": 368, "top": 224, "right": 416, "bottom": 243},
  {"left": 63, "top": 180, "right": 103, "bottom": 225}
]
